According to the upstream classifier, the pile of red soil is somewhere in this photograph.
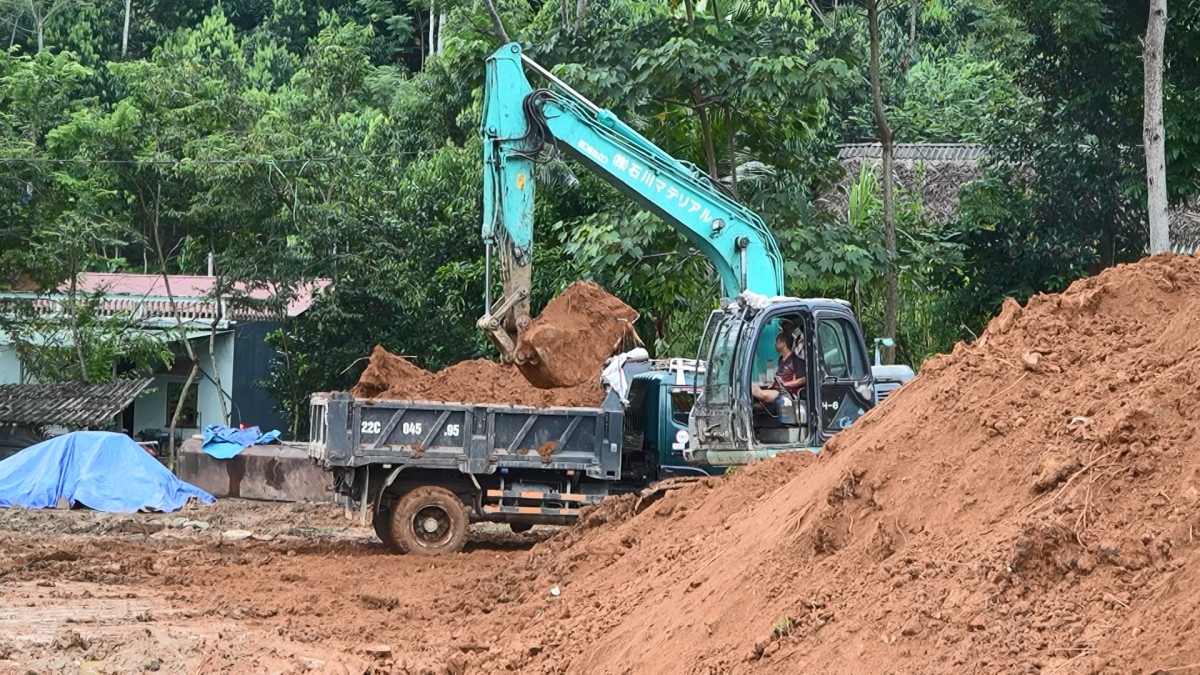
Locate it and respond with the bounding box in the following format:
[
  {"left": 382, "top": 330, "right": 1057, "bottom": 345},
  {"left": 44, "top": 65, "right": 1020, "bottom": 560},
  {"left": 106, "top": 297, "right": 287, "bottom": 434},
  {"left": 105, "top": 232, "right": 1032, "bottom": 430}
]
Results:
[
  {"left": 515, "top": 281, "right": 640, "bottom": 388},
  {"left": 352, "top": 345, "right": 605, "bottom": 408},
  {"left": 476, "top": 254, "right": 1200, "bottom": 673}
]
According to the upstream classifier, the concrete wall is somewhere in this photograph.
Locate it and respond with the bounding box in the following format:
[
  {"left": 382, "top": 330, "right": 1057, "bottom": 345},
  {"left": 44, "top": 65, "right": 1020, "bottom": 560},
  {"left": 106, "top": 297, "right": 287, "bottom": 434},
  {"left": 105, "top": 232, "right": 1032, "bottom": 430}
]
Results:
[
  {"left": 196, "top": 331, "right": 235, "bottom": 430},
  {"left": 0, "top": 346, "right": 22, "bottom": 384},
  {"left": 132, "top": 332, "right": 235, "bottom": 436}
]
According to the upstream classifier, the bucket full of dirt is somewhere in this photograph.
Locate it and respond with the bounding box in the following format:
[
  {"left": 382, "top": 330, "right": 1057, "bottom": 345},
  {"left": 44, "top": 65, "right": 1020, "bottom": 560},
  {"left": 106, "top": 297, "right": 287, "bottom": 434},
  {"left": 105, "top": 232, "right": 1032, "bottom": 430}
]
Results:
[{"left": 514, "top": 281, "right": 640, "bottom": 389}]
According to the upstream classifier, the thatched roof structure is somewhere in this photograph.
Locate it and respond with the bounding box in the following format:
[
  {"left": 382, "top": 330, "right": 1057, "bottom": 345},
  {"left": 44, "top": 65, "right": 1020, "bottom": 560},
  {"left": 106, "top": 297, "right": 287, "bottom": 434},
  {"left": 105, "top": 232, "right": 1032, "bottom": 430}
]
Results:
[
  {"left": 822, "top": 143, "right": 985, "bottom": 225},
  {"left": 824, "top": 143, "right": 1200, "bottom": 251}
]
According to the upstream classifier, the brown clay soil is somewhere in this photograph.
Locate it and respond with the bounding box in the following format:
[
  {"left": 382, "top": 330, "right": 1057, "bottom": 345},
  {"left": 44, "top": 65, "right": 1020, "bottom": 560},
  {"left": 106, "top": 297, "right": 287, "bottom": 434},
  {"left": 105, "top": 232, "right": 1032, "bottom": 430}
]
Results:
[
  {"left": 0, "top": 500, "right": 554, "bottom": 674},
  {"left": 351, "top": 346, "right": 605, "bottom": 408},
  {"left": 491, "top": 253, "right": 1200, "bottom": 674},
  {"left": 351, "top": 281, "right": 635, "bottom": 405},
  {"left": 515, "top": 281, "right": 640, "bottom": 389},
  {"left": 8, "top": 255, "right": 1200, "bottom": 674}
]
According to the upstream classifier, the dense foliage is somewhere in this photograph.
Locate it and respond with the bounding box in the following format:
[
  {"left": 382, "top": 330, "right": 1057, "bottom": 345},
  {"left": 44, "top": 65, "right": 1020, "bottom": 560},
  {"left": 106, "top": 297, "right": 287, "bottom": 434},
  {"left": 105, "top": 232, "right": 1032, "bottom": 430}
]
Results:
[{"left": 2, "top": 0, "right": 1197, "bottom": 429}]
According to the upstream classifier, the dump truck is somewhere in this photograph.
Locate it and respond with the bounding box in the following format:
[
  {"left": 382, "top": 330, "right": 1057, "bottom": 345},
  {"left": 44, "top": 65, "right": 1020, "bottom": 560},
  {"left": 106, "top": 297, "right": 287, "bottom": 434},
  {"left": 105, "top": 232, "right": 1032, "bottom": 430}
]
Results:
[{"left": 309, "top": 359, "right": 724, "bottom": 554}]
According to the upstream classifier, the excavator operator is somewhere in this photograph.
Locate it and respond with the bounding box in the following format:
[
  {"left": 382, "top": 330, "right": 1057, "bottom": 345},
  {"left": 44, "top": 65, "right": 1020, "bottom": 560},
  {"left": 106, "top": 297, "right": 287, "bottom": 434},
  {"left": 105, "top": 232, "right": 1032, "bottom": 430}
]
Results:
[{"left": 752, "top": 330, "right": 806, "bottom": 405}]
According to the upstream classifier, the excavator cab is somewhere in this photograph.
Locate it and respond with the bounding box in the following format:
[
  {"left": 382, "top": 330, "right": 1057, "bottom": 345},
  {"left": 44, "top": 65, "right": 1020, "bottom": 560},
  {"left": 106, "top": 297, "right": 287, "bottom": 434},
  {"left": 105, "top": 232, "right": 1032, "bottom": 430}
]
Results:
[{"left": 686, "top": 296, "right": 876, "bottom": 466}]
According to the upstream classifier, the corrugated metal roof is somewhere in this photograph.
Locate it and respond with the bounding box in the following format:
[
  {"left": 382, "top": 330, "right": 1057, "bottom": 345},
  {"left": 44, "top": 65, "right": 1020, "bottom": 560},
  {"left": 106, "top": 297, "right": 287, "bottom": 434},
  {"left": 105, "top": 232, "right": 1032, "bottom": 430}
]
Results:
[
  {"left": 0, "top": 274, "right": 332, "bottom": 323},
  {"left": 74, "top": 274, "right": 331, "bottom": 317},
  {"left": 0, "top": 379, "right": 153, "bottom": 426},
  {"left": 837, "top": 143, "right": 987, "bottom": 162}
]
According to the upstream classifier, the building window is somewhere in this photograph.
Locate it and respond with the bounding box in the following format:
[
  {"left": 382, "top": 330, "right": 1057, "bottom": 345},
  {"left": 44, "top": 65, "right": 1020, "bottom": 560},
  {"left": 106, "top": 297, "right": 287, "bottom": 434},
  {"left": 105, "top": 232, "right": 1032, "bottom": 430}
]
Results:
[{"left": 166, "top": 381, "right": 200, "bottom": 428}]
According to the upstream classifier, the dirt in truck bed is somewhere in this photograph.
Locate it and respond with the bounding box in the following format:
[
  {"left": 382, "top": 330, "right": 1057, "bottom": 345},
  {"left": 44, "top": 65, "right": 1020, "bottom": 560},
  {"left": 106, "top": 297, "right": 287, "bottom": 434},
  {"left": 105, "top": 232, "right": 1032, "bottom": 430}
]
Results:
[
  {"left": 352, "top": 281, "right": 637, "bottom": 407},
  {"left": 352, "top": 346, "right": 607, "bottom": 407},
  {"left": 9, "top": 255, "right": 1200, "bottom": 673}
]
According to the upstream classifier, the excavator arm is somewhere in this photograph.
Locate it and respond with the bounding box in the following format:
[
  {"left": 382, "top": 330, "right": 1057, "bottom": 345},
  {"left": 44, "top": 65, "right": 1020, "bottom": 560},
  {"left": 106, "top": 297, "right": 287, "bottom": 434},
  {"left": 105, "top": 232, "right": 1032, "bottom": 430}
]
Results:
[{"left": 478, "top": 42, "right": 785, "bottom": 362}]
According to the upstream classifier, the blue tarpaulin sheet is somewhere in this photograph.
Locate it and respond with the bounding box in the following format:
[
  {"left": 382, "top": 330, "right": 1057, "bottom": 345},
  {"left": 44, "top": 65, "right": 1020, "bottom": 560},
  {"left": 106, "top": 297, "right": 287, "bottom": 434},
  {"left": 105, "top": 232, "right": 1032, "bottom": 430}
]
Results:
[
  {"left": 0, "top": 431, "right": 215, "bottom": 513},
  {"left": 201, "top": 424, "right": 281, "bottom": 460}
]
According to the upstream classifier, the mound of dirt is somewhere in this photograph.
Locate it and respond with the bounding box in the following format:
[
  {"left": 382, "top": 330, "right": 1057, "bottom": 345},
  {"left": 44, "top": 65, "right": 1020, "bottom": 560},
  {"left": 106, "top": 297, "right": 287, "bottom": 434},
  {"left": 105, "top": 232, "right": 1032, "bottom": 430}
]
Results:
[
  {"left": 487, "top": 254, "right": 1200, "bottom": 673},
  {"left": 515, "top": 281, "right": 640, "bottom": 388},
  {"left": 351, "top": 346, "right": 606, "bottom": 408},
  {"left": 352, "top": 345, "right": 431, "bottom": 399}
]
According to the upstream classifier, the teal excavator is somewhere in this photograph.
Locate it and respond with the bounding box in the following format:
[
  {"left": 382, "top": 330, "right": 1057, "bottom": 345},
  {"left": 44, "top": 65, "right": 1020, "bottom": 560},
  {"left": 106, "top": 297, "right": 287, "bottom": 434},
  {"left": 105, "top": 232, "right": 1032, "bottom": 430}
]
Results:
[{"left": 476, "top": 43, "right": 912, "bottom": 466}]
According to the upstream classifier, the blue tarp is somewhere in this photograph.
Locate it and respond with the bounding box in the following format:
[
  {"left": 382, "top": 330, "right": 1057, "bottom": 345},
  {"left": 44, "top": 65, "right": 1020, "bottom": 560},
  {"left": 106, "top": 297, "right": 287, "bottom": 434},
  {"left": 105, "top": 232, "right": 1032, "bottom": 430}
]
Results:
[
  {"left": 201, "top": 424, "right": 281, "bottom": 460},
  {"left": 0, "top": 431, "right": 215, "bottom": 513}
]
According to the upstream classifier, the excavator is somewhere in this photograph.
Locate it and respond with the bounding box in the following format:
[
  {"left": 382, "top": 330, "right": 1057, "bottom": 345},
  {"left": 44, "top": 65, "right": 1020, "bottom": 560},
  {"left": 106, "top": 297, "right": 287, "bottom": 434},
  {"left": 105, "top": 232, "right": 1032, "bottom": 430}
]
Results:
[{"left": 476, "top": 43, "right": 913, "bottom": 467}]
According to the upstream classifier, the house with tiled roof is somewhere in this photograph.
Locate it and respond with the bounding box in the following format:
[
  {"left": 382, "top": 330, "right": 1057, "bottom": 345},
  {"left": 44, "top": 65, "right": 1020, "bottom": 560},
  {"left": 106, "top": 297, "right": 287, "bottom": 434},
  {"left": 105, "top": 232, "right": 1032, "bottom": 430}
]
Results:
[
  {"left": 0, "top": 274, "right": 329, "bottom": 441},
  {"left": 828, "top": 143, "right": 1200, "bottom": 250}
]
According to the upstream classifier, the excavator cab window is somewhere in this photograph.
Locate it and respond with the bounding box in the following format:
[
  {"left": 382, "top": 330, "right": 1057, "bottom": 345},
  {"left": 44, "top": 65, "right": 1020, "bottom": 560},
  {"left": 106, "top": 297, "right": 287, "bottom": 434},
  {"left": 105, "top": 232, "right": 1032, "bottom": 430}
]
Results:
[
  {"left": 699, "top": 308, "right": 746, "bottom": 408},
  {"left": 750, "top": 314, "right": 807, "bottom": 389},
  {"left": 749, "top": 312, "right": 810, "bottom": 446},
  {"left": 813, "top": 314, "right": 873, "bottom": 435}
]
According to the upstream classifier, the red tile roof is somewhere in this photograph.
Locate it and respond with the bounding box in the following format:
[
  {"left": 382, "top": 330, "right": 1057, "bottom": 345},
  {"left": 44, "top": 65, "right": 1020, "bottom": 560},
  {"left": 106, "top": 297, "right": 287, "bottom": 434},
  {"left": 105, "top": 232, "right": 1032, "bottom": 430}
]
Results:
[{"left": 7, "top": 275, "right": 333, "bottom": 322}]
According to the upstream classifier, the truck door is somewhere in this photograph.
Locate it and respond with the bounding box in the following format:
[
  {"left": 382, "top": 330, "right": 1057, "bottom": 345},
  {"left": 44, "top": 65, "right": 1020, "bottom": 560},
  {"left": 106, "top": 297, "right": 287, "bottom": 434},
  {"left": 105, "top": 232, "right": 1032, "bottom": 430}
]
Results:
[{"left": 813, "top": 312, "right": 875, "bottom": 438}]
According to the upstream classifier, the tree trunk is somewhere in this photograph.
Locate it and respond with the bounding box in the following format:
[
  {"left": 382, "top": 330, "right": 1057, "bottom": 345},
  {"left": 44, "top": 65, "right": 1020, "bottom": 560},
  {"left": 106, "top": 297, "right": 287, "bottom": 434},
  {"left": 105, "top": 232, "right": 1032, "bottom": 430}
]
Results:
[
  {"left": 575, "top": 0, "right": 587, "bottom": 30},
  {"left": 725, "top": 104, "right": 738, "bottom": 199},
  {"left": 1144, "top": 0, "right": 1170, "bottom": 255},
  {"left": 868, "top": 0, "right": 899, "bottom": 364},
  {"left": 694, "top": 95, "right": 719, "bottom": 181},
  {"left": 67, "top": 256, "right": 89, "bottom": 383},
  {"left": 121, "top": 0, "right": 131, "bottom": 57},
  {"left": 897, "top": 0, "right": 918, "bottom": 74},
  {"left": 482, "top": 0, "right": 508, "bottom": 43},
  {"left": 683, "top": 0, "right": 695, "bottom": 27},
  {"left": 428, "top": 0, "right": 436, "bottom": 56},
  {"left": 561, "top": 0, "right": 570, "bottom": 31},
  {"left": 437, "top": 12, "right": 446, "bottom": 54},
  {"left": 151, "top": 184, "right": 200, "bottom": 470},
  {"left": 208, "top": 274, "right": 229, "bottom": 425},
  {"left": 10, "top": 10, "right": 21, "bottom": 49},
  {"left": 167, "top": 364, "right": 199, "bottom": 471}
]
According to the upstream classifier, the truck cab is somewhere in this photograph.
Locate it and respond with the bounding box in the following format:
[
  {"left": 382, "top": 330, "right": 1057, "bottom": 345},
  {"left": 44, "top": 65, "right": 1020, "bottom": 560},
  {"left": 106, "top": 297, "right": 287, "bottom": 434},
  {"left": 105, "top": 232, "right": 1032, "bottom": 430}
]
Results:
[
  {"left": 687, "top": 295, "right": 887, "bottom": 466},
  {"left": 619, "top": 362, "right": 727, "bottom": 484}
]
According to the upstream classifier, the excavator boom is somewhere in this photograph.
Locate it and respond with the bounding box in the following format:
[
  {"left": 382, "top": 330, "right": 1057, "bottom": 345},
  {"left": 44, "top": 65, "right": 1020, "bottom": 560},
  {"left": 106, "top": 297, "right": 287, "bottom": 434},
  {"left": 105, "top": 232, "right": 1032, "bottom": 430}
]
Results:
[{"left": 478, "top": 43, "right": 785, "bottom": 363}]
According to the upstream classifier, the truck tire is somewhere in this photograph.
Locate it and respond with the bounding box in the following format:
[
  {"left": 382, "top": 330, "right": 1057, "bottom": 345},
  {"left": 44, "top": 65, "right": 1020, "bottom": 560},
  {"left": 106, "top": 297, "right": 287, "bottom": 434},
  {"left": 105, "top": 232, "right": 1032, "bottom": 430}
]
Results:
[
  {"left": 390, "top": 486, "right": 469, "bottom": 556},
  {"left": 372, "top": 504, "right": 401, "bottom": 552},
  {"left": 509, "top": 522, "right": 534, "bottom": 534}
]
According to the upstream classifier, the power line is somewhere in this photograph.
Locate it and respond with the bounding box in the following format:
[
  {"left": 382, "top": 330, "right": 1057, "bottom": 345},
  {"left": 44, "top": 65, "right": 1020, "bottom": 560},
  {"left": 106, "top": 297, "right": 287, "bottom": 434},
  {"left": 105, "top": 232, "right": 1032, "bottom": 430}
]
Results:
[{"left": 0, "top": 151, "right": 435, "bottom": 166}]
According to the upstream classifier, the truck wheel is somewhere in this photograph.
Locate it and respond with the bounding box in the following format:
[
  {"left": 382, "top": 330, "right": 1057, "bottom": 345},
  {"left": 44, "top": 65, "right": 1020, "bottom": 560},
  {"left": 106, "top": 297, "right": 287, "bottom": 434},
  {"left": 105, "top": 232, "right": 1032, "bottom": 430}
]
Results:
[
  {"left": 390, "top": 486, "right": 469, "bottom": 556},
  {"left": 509, "top": 522, "right": 534, "bottom": 534},
  {"left": 372, "top": 504, "right": 402, "bottom": 552}
]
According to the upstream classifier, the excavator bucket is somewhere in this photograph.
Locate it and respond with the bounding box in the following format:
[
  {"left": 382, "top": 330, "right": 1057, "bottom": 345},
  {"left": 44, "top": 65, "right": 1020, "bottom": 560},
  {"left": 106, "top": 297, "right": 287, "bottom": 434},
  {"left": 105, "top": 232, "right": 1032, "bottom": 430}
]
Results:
[{"left": 508, "top": 282, "right": 641, "bottom": 389}]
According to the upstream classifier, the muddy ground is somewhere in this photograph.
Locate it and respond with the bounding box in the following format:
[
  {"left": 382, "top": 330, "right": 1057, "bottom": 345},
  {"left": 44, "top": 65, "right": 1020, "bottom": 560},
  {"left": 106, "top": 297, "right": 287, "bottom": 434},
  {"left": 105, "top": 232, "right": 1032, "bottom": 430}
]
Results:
[
  {"left": 0, "top": 500, "right": 552, "bottom": 674},
  {"left": 8, "top": 256, "right": 1200, "bottom": 675}
]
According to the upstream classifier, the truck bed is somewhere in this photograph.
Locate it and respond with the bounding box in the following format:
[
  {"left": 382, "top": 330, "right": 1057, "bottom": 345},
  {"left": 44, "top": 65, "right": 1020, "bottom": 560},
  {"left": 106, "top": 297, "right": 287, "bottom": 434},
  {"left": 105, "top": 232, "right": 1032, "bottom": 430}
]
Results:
[{"left": 308, "top": 392, "right": 624, "bottom": 480}]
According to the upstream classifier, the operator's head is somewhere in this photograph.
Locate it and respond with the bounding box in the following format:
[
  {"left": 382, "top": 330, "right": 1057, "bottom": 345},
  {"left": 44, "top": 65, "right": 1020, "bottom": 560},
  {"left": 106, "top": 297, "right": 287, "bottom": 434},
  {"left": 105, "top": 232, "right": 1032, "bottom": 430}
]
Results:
[{"left": 775, "top": 331, "right": 792, "bottom": 356}]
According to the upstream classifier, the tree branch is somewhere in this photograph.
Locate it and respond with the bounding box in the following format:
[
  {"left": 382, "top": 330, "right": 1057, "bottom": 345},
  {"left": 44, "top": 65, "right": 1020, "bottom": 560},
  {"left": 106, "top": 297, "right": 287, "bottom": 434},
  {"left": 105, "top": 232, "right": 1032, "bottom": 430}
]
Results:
[
  {"left": 151, "top": 182, "right": 199, "bottom": 470},
  {"left": 481, "top": 0, "right": 509, "bottom": 43}
]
